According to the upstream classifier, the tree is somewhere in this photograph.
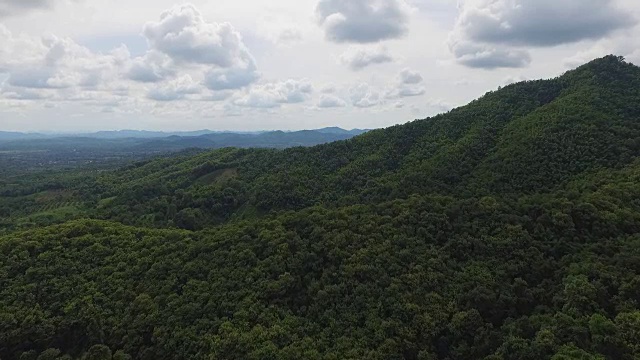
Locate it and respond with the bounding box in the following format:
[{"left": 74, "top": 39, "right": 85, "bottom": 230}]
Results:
[{"left": 82, "top": 345, "right": 112, "bottom": 360}]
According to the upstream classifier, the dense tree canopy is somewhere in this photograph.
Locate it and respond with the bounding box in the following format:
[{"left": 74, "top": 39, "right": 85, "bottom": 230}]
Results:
[{"left": 1, "top": 56, "right": 640, "bottom": 359}]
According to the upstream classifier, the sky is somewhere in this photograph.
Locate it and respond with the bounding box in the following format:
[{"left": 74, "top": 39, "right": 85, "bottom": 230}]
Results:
[{"left": 0, "top": 0, "right": 639, "bottom": 132}]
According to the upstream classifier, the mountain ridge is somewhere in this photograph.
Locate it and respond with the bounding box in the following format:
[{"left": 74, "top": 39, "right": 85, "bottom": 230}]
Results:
[
  {"left": 0, "top": 127, "right": 369, "bottom": 141},
  {"left": 89, "top": 55, "right": 640, "bottom": 226}
]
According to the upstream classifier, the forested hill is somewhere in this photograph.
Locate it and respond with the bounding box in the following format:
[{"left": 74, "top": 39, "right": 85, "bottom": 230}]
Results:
[
  {"left": 1, "top": 55, "right": 640, "bottom": 359},
  {"left": 88, "top": 55, "right": 640, "bottom": 229}
]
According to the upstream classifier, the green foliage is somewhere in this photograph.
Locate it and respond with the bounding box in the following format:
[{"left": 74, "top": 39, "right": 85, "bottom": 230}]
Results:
[
  {"left": 81, "top": 345, "right": 111, "bottom": 360},
  {"left": 1, "top": 56, "right": 640, "bottom": 359},
  {"left": 551, "top": 344, "right": 605, "bottom": 360}
]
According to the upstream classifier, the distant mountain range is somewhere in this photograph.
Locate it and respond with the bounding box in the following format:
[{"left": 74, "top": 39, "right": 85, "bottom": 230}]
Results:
[
  {"left": 0, "top": 128, "right": 371, "bottom": 154},
  {"left": 0, "top": 131, "right": 48, "bottom": 141},
  {"left": 0, "top": 127, "right": 368, "bottom": 141},
  {"left": 133, "top": 129, "right": 369, "bottom": 152}
]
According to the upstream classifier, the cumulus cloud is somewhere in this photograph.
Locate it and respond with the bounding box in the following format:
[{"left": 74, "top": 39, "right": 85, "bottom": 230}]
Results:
[
  {"left": 7, "top": 69, "right": 61, "bottom": 89},
  {"left": 143, "top": 4, "right": 254, "bottom": 67},
  {"left": 142, "top": 4, "right": 259, "bottom": 89},
  {"left": 0, "top": 26, "right": 49, "bottom": 71},
  {"left": 234, "top": 79, "right": 313, "bottom": 108},
  {"left": 0, "top": 27, "right": 129, "bottom": 96},
  {"left": 394, "top": 86, "right": 425, "bottom": 97},
  {"left": 349, "top": 83, "right": 382, "bottom": 108},
  {"left": 0, "top": 26, "right": 133, "bottom": 117},
  {"left": 399, "top": 68, "right": 423, "bottom": 84},
  {"left": 456, "top": 0, "right": 634, "bottom": 47},
  {"left": 316, "top": 0, "right": 411, "bottom": 43},
  {"left": 333, "top": 70, "right": 427, "bottom": 109},
  {"left": 386, "top": 68, "right": 426, "bottom": 98},
  {"left": 449, "top": 40, "right": 532, "bottom": 69},
  {"left": 39, "top": 36, "right": 129, "bottom": 90},
  {"left": 340, "top": 46, "right": 394, "bottom": 71},
  {"left": 449, "top": 0, "right": 635, "bottom": 69},
  {"left": 147, "top": 75, "right": 201, "bottom": 101},
  {"left": 127, "top": 51, "right": 175, "bottom": 83},
  {"left": 317, "top": 94, "right": 347, "bottom": 108},
  {"left": 0, "top": 3, "right": 268, "bottom": 117},
  {"left": 204, "top": 61, "right": 259, "bottom": 90}
]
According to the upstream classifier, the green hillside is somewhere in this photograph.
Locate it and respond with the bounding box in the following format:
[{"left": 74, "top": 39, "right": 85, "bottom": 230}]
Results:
[
  {"left": 1, "top": 56, "right": 640, "bottom": 359},
  {"left": 84, "top": 55, "right": 640, "bottom": 229}
]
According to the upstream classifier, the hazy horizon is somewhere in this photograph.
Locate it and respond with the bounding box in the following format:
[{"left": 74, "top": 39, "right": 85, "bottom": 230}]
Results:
[{"left": 0, "top": 126, "right": 369, "bottom": 135}]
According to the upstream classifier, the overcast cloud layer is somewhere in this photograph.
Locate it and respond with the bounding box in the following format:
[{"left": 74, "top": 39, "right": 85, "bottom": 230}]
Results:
[{"left": 1, "top": 0, "right": 639, "bottom": 132}]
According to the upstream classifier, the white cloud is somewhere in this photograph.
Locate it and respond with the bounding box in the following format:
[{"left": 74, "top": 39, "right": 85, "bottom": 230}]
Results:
[
  {"left": 449, "top": 40, "right": 532, "bottom": 69},
  {"left": 2, "top": 88, "right": 50, "bottom": 100},
  {"left": 2, "top": 0, "right": 639, "bottom": 132},
  {"left": 0, "top": 4, "right": 266, "bottom": 124},
  {"left": 147, "top": 75, "right": 202, "bottom": 101},
  {"left": 234, "top": 79, "right": 313, "bottom": 108},
  {"left": 127, "top": 51, "right": 175, "bottom": 83},
  {"left": 317, "top": 94, "right": 347, "bottom": 108},
  {"left": 456, "top": 0, "right": 634, "bottom": 47},
  {"left": 0, "top": 26, "right": 130, "bottom": 99},
  {"left": 386, "top": 68, "right": 426, "bottom": 98},
  {"left": 143, "top": 4, "right": 255, "bottom": 67},
  {"left": 7, "top": 69, "right": 61, "bottom": 89},
  {"left": 340, "top": 46, "right": 394, "bottom": 71},
  {"left": 316, "top": 0, "right": 411, "bottom": 43},
  {"left": 399, "top": 68, "right": 423, "bottom": 84},
  {"left": 0, "top": 25, "right": 44, "bottom": 71},
  {"left": 394, "top": 86, "right": 425, "bottom": 97},
  {"left": 349, "top": 83, "right": 382, "bottom": 108},
  {"left": 204, "top": 62, "right": 259, "bottom": 90},
  {"left": 141, "top": 3, "right": 260, "bottom": 90},
  {"left": 449, "top": 0, "right": 635, "bottom": 69}
]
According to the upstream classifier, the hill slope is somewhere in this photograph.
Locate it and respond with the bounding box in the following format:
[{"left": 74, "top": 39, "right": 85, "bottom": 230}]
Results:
[
  {"left": 1, "top": 56, "right": 640, "bottom": 360},
  {"left": 86, "top": 56, "right": 640, "bottom": 229}
]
